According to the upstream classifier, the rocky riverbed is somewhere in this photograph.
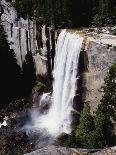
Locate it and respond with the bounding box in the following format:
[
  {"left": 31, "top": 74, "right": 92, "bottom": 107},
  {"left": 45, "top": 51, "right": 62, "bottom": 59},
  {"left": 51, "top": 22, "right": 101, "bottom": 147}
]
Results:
[{"left": 25, "top": 145, "right": 116, "bottom": 155}]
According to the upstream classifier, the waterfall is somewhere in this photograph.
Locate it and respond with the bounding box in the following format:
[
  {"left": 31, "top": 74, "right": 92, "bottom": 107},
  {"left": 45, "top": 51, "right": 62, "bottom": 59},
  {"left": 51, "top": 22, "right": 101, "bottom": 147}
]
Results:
[{"left": 30, "top": 30, "right": 83, "bottom": 137}]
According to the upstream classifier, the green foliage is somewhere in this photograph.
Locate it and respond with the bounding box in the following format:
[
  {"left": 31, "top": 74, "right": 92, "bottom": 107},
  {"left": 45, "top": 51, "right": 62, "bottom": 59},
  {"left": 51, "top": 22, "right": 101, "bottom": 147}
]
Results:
[
  {"left": 34, "top": 81, "right": 45, "bottom": 92},
  {"left": 13, "top": 0, "right": 70, "bottom": 27},
  {"left": 0, "top": 24, "right": 22, "bottom": 108},
  {"left": 75, "top": 104, "right": 95, "bottom": 148},
  {"left": 64, "top": 63, "right": 116, "bottom": 149},
  {"left": 101, "top": 63, "right": 116, "bottom": 120},
  {"left": 22, "top": 52, "right": 36, "bottom": 96},
  {"left": 70, "top": 0, "right": 94, "bottom": 27},
  {"left": 12, "top": 0, "right": 116, "bottom": 27},
  {"left": 67, "top": 103, "right": 115, "bottom": 149},
  {"left": 13, "top": 0, "right": 36, "bottom": 19},
  {"left": 93, "top": 0, "right": 116, "bottom": 26},
  {"left": 62, "top": 133, "right": 78, "bottom": 148},
  {"left": 0, "top": 135, "right": 10, "bottom": 155},
  {"left": 94, "top": 103, "right": 115, "bottom": 148},
  {"left": 0, "top": 132, "right": 33, "bottom": 155}
]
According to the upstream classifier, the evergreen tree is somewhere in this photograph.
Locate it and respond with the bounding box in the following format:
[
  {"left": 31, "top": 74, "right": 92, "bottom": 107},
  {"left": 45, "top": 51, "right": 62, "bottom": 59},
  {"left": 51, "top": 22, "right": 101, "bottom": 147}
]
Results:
[
  {"left": 75, "top": 104, "right": 95, "bottom": 148},
  {"left": 94, "top": 103, "right": 115, "bottom": 148},
  {"left": 93, "top": 0, "right": 116, "bottom": 26},
  {"left": 101, "top": 63, "right": 116, "bottom": 120},
  {"left": 0, "top": 24, "right": 22, "bottom": 108},
  {"left": 13, "top": 0, "right": 116, "bottom": 27},
  {"left": 13, "top": 0, "right": 35, "bottom": 19},
  {"left": 0, "top": 24, "right": 36, "bottom": 108},
  {"left": 22, "top": 52, "right": 36, "bottom": 96},
  {"left": 93, "top": 63, "right": 116, "bottom": 147},
  {"left": 70, "top": 0, "right": 94, "bottom": 27},
  {"left": 75, "top": 64, "right": 116, "bottom": 149}
]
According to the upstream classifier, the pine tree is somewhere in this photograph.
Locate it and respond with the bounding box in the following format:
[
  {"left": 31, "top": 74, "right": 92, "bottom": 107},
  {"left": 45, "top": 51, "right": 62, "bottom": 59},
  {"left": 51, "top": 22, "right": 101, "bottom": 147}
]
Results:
[
  {"left": 93, "top": 0, "right": 116, "bottom": 26},
  {"left": 0, "top": 24, "right": 22, "bottom": 108},
  {"left": 93, "top": 63, "right": 116, "bottom": 148},
  {"left": 101, "top": 63, "right": 116, "bottom": 120},
  {"left": 75, "top": 104, "right": 95, "bottom": 148},
  {"left": 94, "top": 103, "right": 115, "bottom": 148},
  {"left": 22, "top": 52, "right": 36, "bottom": 96}
]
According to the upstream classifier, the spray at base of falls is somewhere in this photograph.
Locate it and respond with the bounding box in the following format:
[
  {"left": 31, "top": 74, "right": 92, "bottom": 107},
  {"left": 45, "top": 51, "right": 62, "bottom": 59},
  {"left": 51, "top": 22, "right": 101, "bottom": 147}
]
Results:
[{"left": 29, "top": 30, "right": 83, "bottom": 137}]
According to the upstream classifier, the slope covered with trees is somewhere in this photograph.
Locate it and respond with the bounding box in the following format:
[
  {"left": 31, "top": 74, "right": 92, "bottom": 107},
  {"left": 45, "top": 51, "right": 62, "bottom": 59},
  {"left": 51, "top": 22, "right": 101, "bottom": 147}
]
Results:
[{"left": 11, "top": 0, "right": 116, "bottom": 27}]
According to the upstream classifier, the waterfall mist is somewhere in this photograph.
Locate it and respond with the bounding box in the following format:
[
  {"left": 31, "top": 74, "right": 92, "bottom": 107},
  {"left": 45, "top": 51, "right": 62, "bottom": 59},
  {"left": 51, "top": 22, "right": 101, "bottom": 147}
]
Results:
[{"left": 26, "top": 30, "right": 83, "bottom": 138}]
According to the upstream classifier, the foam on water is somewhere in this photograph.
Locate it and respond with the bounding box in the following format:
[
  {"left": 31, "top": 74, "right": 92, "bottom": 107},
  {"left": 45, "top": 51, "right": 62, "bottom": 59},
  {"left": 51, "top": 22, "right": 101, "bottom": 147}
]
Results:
[{"left": 31, "top": 30, "right": 83, "bottom": 137}]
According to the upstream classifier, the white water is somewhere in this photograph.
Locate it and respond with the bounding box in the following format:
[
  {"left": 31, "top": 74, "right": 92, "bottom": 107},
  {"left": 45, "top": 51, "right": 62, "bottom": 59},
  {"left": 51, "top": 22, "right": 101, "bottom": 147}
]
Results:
[
  {"left": 30, "top": 30, "right": 83, "bottom": 137},
  {"left": 0, "top": 116, "right": 8, "bottom": 128}
]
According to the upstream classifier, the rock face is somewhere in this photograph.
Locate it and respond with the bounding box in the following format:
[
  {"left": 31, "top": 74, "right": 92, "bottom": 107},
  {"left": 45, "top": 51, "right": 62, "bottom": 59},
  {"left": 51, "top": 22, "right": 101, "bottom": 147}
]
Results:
[
  {"left": 93, "top": 146, "right": 116, "bottom": 155},
  {"left": 1, "top": 0, "right": 37, "bottom": 66},
  {"left": 24, "top": 145, "right": 99, "bottom": 155},
  {"left": 83, "top": 41, "right": 116, "bottom": 112},
  {"left": 0, "top": 0, "right": 56, "bottom": 76},
  {"left": 25, "top": 145, "right": 116, "bottom": 155}
]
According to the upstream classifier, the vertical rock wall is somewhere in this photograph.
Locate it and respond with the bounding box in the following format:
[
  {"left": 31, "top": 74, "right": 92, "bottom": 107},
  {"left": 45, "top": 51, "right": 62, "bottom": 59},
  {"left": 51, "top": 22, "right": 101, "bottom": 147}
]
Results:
[
  {"left": 0, "top": 0, "right": 56, "bottom": 76},
  {"left": 1, "top": 0, "right": 37, "bottom": 66},
  {"left": 83, "top": 42, "right": 116, "bottom": 112}
]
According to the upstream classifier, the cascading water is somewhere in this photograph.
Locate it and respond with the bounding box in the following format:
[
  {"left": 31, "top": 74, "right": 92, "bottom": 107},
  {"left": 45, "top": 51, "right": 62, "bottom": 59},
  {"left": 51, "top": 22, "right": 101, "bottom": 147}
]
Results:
[{"left": 30, "top": 30, "right": 83, "bottom": 137}]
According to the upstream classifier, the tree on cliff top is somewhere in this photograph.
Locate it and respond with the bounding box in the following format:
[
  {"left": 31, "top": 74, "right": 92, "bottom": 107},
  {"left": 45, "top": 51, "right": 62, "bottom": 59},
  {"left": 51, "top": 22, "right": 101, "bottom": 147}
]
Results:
[
  {"left": 13, "top": 0, "right": 116, "bottom": 27},
  {"left": 93, "top": 0, "right": 116, "bottom": 26}
]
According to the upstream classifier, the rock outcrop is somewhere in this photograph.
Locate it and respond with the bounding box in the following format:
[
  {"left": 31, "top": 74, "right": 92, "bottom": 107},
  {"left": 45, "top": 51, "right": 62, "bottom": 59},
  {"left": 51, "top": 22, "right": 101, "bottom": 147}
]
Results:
[
  {"left": 24, "top": 145, "right": 98, "bottom": 155},
  {"left": 25, "top": 145, "right": 116, "bottom": 155},
  {"left": 1, "top": 0, "right": 37, "bottom": 66},
  {"left": 82, "top": 41, "right": 116, "bottom": 112},
  {"left": 0, "top": 0, "right": 56, "bottom": 76}
]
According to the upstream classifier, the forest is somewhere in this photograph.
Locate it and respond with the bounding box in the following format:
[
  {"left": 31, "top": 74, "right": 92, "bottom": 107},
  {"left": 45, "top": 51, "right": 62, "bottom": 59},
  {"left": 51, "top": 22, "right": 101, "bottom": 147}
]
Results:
[{"left": 11, "top": 0, "right": 116, "bottom": 27}]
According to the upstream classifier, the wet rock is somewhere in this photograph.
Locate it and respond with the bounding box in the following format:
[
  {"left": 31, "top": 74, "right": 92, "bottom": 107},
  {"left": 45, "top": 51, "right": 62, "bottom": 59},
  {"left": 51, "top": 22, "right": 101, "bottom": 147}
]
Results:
[
  {"left": 8, "top": 118, "right": 17, "bottom": 128},
  {"left": 57, "top": 133, "right": 69, "bottom": 142},
  {"left": 92, "top": 147, "right": 116, "bottom": 155},
  {"left": 0, "top": 116, "right": 3, "bottom": 124},
  {"left": 24, "top": 145, "right": 103, "bottom": 155},
  {"left": 24, "top": 145, "right": 76, "bottom": 155}
]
